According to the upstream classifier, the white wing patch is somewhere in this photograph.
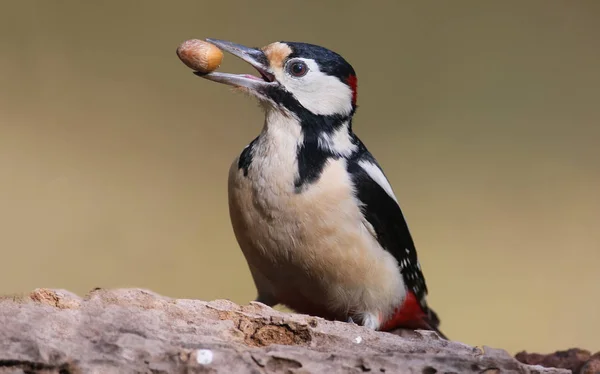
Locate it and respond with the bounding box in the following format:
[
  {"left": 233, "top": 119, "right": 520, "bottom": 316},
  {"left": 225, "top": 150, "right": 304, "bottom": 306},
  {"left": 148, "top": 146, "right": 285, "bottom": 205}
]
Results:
[{"left": 358, "top": 160, "right": 399, "bottom": 204}]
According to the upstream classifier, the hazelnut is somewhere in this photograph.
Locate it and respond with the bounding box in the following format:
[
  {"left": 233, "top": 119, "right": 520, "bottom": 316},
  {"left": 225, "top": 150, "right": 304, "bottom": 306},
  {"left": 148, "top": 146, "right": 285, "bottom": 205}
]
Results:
[{"left": 176, "top": 39, "right": 223, "bottom": 73}]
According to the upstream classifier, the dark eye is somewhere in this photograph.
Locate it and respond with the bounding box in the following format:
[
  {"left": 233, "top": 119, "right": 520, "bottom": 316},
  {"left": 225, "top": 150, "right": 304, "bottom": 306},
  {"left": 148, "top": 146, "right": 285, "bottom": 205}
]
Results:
[{"left": 289, "top": 61, "right": 308, "bottom": 77}]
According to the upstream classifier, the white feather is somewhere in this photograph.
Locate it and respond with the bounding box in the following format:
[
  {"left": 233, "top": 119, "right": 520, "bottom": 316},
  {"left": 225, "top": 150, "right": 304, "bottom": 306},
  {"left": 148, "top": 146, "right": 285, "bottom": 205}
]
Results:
[
  {"left": 317, "top": 122, "right": 357, "bottom": 156},
  {"left": 357, "top": 160, "right": 399, "bottom": 204}
]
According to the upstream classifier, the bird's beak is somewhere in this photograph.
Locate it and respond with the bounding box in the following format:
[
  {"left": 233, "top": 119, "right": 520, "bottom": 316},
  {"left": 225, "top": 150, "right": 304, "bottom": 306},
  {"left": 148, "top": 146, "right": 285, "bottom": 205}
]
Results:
[{"left": 195, "top": 39, "right": 276, "bottom": 91}]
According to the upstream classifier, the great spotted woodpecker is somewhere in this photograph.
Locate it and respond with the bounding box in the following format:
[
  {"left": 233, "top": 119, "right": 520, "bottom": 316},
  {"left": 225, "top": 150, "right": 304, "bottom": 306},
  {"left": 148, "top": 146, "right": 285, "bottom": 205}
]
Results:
[{"left": 195, "top": 39, "right": 447, "bottom": 338}]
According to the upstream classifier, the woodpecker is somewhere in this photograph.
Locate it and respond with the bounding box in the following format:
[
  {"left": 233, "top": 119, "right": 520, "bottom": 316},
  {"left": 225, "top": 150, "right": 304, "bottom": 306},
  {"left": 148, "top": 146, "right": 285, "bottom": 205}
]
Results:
[{"left": 195, "top": 39, "right": 447, "bottom": 338}]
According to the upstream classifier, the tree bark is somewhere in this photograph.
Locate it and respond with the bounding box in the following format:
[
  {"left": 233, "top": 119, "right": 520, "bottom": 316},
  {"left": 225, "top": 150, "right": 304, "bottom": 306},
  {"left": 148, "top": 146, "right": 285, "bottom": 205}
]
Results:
[{"left": 0, "top": 288, "right": 570, "bottom": 374}]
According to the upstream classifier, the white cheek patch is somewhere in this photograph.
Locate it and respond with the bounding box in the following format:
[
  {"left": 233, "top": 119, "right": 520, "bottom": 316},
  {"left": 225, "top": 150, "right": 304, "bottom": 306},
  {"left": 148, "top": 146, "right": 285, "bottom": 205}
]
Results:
[
  {"left": 279, "top": 59, "right": 354, "bottom": 116},
  {"left": 358, "top": 160, "right": 399, "bottom": 204}
]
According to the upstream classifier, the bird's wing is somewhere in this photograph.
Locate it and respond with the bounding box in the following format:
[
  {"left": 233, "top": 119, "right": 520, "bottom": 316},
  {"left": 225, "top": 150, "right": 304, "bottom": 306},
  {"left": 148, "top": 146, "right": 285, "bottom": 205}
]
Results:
[
  {"left": 346, "top": 142, "right": 429, "bottom": 305},
  {"left": 346, "top": 139, "right": 445, "bottom": 336}
]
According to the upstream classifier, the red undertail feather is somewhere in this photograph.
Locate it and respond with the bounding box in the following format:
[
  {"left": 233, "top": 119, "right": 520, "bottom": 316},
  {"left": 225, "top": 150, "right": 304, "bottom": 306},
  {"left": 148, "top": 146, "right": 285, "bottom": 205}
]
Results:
[
  {"left": 379, "top": 291, "right": 448, "bottom": 339},
  {"left": 379, "top": 291, "right": 426, "bottom": 331}
]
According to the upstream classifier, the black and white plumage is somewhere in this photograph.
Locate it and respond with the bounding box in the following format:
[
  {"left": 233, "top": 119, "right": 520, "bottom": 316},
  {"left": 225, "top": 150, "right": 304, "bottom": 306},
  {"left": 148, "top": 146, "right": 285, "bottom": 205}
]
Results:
[{"left": 195, "top": 39, "right": 446, "bottom": 338}]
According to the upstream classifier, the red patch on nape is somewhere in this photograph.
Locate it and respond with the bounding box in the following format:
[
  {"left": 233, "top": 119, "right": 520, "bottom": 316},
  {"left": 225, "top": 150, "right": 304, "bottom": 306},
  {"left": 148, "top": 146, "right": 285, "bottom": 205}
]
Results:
[
  {"left": 346, "top": 74, "right": 358, "bottom": 106},
  {"left": 379, "top": 291, "right": 428, "bottom": 331}
]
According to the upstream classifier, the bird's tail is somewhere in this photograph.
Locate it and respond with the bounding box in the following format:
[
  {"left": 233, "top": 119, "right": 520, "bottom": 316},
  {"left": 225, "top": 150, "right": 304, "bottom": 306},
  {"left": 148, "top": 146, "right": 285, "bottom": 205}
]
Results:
[{"left": 423, "top": 307, "right": 448, "bottom": 340}]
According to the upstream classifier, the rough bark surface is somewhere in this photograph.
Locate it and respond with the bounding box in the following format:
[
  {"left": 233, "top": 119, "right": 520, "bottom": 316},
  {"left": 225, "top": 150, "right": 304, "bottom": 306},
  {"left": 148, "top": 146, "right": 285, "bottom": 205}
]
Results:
[
  {"left": 0, "top": 288, "right": 570, "bottom": 374},
  {"left": 517, "top": 349, "right": 600, "bottom": 374}
]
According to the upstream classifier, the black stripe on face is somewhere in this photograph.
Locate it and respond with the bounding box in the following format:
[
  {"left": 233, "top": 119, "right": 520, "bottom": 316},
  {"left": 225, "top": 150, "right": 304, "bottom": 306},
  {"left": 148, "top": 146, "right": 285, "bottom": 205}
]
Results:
[{"left": 264, "top": 85, "right": 354, "bottom": 134}]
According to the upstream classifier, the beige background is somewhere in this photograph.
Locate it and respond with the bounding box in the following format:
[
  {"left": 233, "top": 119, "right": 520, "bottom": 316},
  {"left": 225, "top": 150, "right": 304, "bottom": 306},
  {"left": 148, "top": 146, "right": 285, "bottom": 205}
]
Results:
[{"left": 1, "top": 1, "right": 598, "bottom": 354}]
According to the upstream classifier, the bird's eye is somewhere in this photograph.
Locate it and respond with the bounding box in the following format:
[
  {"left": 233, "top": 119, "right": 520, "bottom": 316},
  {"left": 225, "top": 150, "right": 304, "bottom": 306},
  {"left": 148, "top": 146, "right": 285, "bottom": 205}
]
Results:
[{"left": 288, "top": 61, "right": 308, "bottom": 77}]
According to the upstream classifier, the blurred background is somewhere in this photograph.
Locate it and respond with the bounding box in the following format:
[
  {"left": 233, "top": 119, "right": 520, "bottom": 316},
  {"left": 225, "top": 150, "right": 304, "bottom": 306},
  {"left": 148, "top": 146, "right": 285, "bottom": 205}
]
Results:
[{"left": 1, "top": 0, "right": 598, "bottom": 355}]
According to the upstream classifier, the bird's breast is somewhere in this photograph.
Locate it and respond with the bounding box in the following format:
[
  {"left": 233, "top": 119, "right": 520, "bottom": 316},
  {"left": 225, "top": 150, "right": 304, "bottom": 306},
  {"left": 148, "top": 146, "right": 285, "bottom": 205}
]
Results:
[{"left": 227, "top": 135, "right": 405, "bottom": 318}]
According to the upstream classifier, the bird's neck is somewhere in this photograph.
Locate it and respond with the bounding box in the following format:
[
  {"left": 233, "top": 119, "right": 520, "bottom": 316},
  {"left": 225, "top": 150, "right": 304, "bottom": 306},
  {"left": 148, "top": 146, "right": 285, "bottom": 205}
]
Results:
[
  {"left": 261, "top": 109, "right": 304, "bottom": 144},
  {"left": 253, "top": 107, "right": 358, "bottom": 192},
  {"left": 261, "top": 107, "right": 357, "bottom": 158}
]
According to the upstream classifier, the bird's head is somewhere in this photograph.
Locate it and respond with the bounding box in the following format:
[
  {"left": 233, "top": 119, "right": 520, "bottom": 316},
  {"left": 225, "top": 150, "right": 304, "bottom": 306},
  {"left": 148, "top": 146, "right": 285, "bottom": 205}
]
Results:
[{"left": 197, "top": 39, "right": 358, "bottom": 118}]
